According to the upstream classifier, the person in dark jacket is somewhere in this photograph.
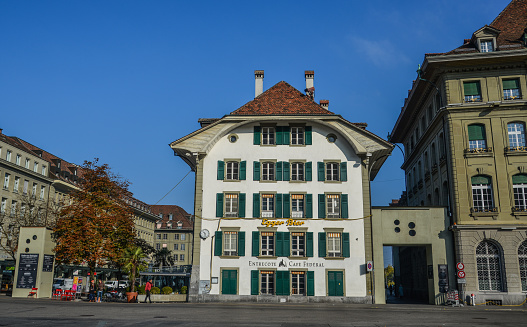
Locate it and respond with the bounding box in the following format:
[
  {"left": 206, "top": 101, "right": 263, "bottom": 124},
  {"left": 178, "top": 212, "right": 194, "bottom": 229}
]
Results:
[
  {"left": 89, "top": 279, "right": 96, "bottom": 302},
  {"left": 144, "top": 279, "right": 153, "bottom": 303}
]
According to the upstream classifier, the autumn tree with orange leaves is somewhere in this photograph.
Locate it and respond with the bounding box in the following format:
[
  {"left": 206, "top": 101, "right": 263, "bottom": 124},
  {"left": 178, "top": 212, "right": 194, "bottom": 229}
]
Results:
[{"left": 53, "top": 159, "right": 135, "bottom": 276}]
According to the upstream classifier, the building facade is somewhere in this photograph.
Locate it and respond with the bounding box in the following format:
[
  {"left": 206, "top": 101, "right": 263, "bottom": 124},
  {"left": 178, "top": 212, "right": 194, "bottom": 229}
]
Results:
[
  {"left": 171, "top": 71, "right": 392, "bottom": 302},
  {"left": 391, "top": 0, "right": 527, "bottom": 304}
]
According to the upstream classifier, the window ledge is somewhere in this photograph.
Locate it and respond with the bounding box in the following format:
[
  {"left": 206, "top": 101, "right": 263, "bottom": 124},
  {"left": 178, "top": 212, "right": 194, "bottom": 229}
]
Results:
[
  {"left": 223, "top": 179, "right": 241, "bottom": 182},
  {"left": 220, "top": 256, "right": 240, "bottom": 259},
  {"left": 324, "top": 181, "right": 342, "bottom": 184},
  {"left": 324, "top": 257, "right": 345, "bottom": 260},
  {"left": 471, "top": 211, "right": 499, "bottom": 220},
  {"left": 259, "top": 180, "right": 277, "bottom": 183},
  {"left": 257, "top": 256, "right": 278, "bottom": 259},
  {"left": 289, "top": 180, "right": 307, "bottom": 183},
  {"left": 288, "top": 256, "right": 308, "bottom": 260}
]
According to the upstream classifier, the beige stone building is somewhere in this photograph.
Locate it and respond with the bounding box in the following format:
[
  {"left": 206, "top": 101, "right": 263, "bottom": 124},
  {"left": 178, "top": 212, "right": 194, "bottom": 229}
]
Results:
[{"left": 391, "top": 0, "right": 527, "bottom": 304}]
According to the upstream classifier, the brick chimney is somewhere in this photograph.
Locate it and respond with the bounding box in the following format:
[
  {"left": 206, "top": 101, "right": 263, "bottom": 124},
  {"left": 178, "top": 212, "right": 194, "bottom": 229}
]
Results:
[
  {"left": 319, "top": 100, "right": 329, "bottom": 110},
  {"left": 305, "top": 70, "right": 314, "bottom": 100},
  {"left": 255, "top": 70, "right": 264, "bottom": 98}
]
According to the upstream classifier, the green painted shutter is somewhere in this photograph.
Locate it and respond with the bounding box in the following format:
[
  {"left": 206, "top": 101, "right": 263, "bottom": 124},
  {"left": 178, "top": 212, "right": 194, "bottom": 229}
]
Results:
[
  {"left": 216, "top": 193, "right": 224, "bottom": 218},
  {"left": 229, "top": 270, "right": 238, "bottom": 294},
  {"left": 253, "top": 161, "right": 260, "bottom": 181},
  {"left": 283, "top": 162, "right": 290, "bottom": 181},
  {"left": 276, "top": 232, "right": 283, "bottom": 257},
  {"left": 283, "top": 232, "right": 290, "bottom": 257},
  {"left": 471, "top": 175, "right": 491, "bottom": 185},
  {"left": 503, "top": 79, "right": 520, "bottom": 90},
  {"left": 240, "top": 161, "right": 246, "bottom": 180},
  {"left": 328, "top": 271, "right": 335, "bottom": 296},
  {"left": 305, "top": 162, "right": 312, "bottom": 181},
  {"left": 318, "top": 194, "right": 326, "bottom": 218},
  {"left": 336, "top": 272, "right": 344, "bottom": 296},
  {"left": 214, "top": 231, "right": 222, "bottom": 256},
  {"left": 283, "top": 126, "right": 290, "bottom": 145},
  {"left": 221, "top": 270, "right": 229, "bottom": 294},
  {"left": 306, "top": 194, "right": 313, "bottom": 218},
  {"left": 513, "top": 174, "right": 527, "bottom": 184},
  {"left": 317, "top": 162, "right": 325, "bottom": 181},
  {"left": 342, "top": 232, "right": 350, "bottom": 258},
  {"left": 251, "top": 270, "right": 259, "bottom": 295},
  {"left": 276, "top": 194, "right": 282, "bottom": 218},
  {"left": 276, "top": 271, "right": 290, "bottom": 296},
  {"left": 276, "top": 161, "right": 283, "bottom": 181},
  {"left": 340, "top": 162, "right": 347, "bottom": 182},
  {"left": 305, "top": 126, "right": 312, "bottom": 145},
  {"left": 307, "top": 271, "right": 315, "bottom": 296},
  {"left": 341, "top": 194, "right": 348, "bottom": 219},
  {"left": 217, "top": 161, "right": 224, "bottom": 180},
  {"left": 239, "top": 193, "right": 246, "bottom": 218},
  {"left": 318, "top": 232, "right": 326, "bottom": 257},
  {"left": 283, "top": 194, "right": 290, "bottom": 218},
  {"left": 276, "top": 126, "right": 283, "bottom": 145},
  {"left": 463, "top": 81, "right": 481, "bottom": 96},
  {"left": 306, "top": 232, "right": 313, "bottom": 257},
  {"left": 238, "top": 231, "right": 245, "bottom": 256},
  {"left": 253, "top": 193, "right": 260, "bottom": 218},
  {"left": 252, "top": 231, "right": 260, "bottom": 256},
  {"left": 468, "top": 124, "right": 486, "bottom": 141},
  {"left": 254, "top": 126, "right": 261, "bottom": 145}
]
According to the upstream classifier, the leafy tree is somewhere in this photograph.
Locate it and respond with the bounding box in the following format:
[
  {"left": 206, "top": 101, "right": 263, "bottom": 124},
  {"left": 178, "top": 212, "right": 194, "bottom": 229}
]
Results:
[
  {"left": 53, "top": 159, "right": 135, "bottom": 275},
  {"left": 384, "top": 265, "right": 395, "bottom": 286},
  {"left": 121, "top": 246, "right": 147, "bottom": 293},
  {"left": 154, "top": 247, "right": 175, "bottom": 268}
]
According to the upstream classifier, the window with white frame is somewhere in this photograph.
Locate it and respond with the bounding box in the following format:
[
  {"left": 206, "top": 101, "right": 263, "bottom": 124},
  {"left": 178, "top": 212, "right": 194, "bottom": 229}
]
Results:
[
  {"left": 291, "top": 232, "right": 305, "bottom": 257},
  {"left": 15, "top": 155, "right": 21, "bottom": 165},
  {"left": 6, "top": 150, "right": 11, "bottom": 162},
  {"left": 468, "top": 124, "right": 487, "bottom": 150},
  {"left": 261, "top": 232, "right": 275, "bottom": 256},
  {"left": 40, "top": 186, "right": 45, "bottom": 200},
  {"left": 225, "top": 193, "right": 239, "bottom": 218},
  {"left": 10, "top": 201, "right": 17, "bottom": 217},
  {"left": 262, "top": 162, "right": 275, "bottom": 181},
  {"left": 13, "top": 177, "right": 19, "bottom": 193},
  {"left": 464, "top": 81, "right": 482, "bottom": 102},
  {"left": 32, "top": 183, "right": 37, "bottom": 198},
  {"left": 326, "top": 162, "right": 339, "bottom": 181},
  {"left": 3, "top": 173, "right": 10, "bottom": 190},
  {"left": 476, "top": 240, "right": 503, "bottom": 291},
  {"left": 326, "top": 194, "right": 341, "bottom": 218},
  {"left": 42, "top": 165, "right": 46, "bottom": 176},
  {"left": 156, "top": 243, "right": 160, "bottom": 250},
  {"left": 180, "top": 254, "right": 184, "bottom": 261},
  {"left": 181, "top": 234, "right": 186, "bottom": 240},
  {"left": 156, "top": 233, "right": 161, "bottom": 240},
  {"left": 327, "top": 232, "right": 342, "bottom": 257},
  {"left": 291, "top": 127, "right": 304, "bottom": 145},
  {"left": 513, "top": 174, "right": 527, "bottom": 211},
  {"left": 181, "top": 243, "right": 185, "bottom": 250},
  {"left": 174, "top": 234, "right": 179, "bottom": 240},
  {"left": 260, "top": 271, "right": 275, "bottom": 294},
  {"left": 1, "top": 198, "right": 6, "bottom": 214},
  {"left": 261, "top": 194, "right": 274, "bottom": 218},
  {"left": 519, "top": 241, "right": 527, "bottom": 292},
  {"left": 503, "top": 79, "right": 521, "bottom": 100},
  {"left": 174, "top": 244, "right": 178, "bottom": 250},
  {"left": 291, "top": 162, "right": 304, "bottom": 181},
  {"left": 480, "top": 39, "right": 494, "bottom": 52},
  {"left": 23, "top": 180, "right": 29, "bottom": 195},
  {"left": 291, "top": 194, "right": 304, "bottom": 218},
  {"left": 25, "top": 158, "right": 30, "bottom": 169},
  {"left": 291, "top": 271, "right": 305, "bottom": 295},
  {"left": 262, "top": 127, "right": 275, "bottom": 145},
  {"left": 223, "top": 231, "right": 238, "bottom": 256},
  {"left": 508, "top": 122, "right": 526, "bottom": 149},
  {"left": 472, "top": 176, "right": 494, "bottom": 212},
  {"left": 163, "top": 233, "right": 167, "bottom": 239},
  {"left": 33, "top": 162, "right": 38, "bottom": 173},
  {"left": 226, "top": 161, "right": 239, "bottom": 180}
]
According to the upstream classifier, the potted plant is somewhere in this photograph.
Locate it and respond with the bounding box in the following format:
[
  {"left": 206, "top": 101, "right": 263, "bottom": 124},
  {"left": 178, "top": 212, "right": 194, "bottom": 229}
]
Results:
[{"left": 121, "top": 246, "right": 146, "bottom": 303}]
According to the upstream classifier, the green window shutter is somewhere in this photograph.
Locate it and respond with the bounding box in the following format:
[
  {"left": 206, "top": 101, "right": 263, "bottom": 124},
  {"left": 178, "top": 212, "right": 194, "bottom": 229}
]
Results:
[
  {"left": 283, "top": 162, "right": 290, "bottom": 181},
  {"left": 283, "top": 126, "right": 290, "bottom": 145},
  {"left": 283, "top": 231, "right": 290, "bottom": 257},
  {"left": 471, "top": 175, "right": 491, "bottom": 185},
  {"left": 341, "top": 194, "right": 348, "bottom": 219},
  {"left": 238, "top": 231, "right": 245, "bottom": 256},
  {"left": 305, "top": 162, "right": 312, "bottom": 181},
  {"left": 276, "top": 232, "right": 284, "bottom": 257},
  {"left": 305, "top": 126, "right": 312, "bottom": 145},
  {"left": 342, "top": 232, "right": 350, "bottom": 258},
  {"left": 221, "top": 270, "right": 229, "bottom": 294},
  {"left": 254, "top": 126, "right": 261, "bottom": 145},
  {"left": 276, "top": 270, "right": 290, "bottom": 296},
  {"left": 253, "top": 193, "right": 260, "bottom": 218},
  {"left": 513, "top": 174, "right": 527, "bottom": 184},
  {"left": 217, "top": 161, "right": 224, "bottom": 180},
  {"left": 216, "top": 193, "right": 224, "bottom": 218},
  {"left": 503, "top": 79, "right": 520, "bottom": 90},
  {"left": 463, "top": 81, "right": 481, "bottom": 96},
  {"left": 276, "top": 161, "right": 283, "bottom": 181},
  {"left": 276, "top": 126, "right": 283, "bottom": 145},
  {"left": 317, "top": 162, "right": 325, "bottom": 181},
  {"left": 307, "top": 271, "right": 315, "bottom": 296},
  {"left": 468, "top": 124, "right": 486, "bottom": 141},
  {"left": 240, "top": 161, "right": 246, "bottom": 180},
  {"left": 239, "top": 193, "right": 246, "bottom": 218},
  {"left": 229, "top": 270, "right": 238, "bottom": 295},
  {"left": 252, "top": 231, "right": 260, "bottom": 257},
  {"left": 306, "top": 194, "right": 313, "bottom": 218},
  {"left": 276, "top": 194, "right": 283, "bottom": 218},
  {"left": 283, "top": 194, "right": 290, "bottom": 218},
  {"left": 275, "top": 271, "right": 283, "bottom": 295},
  {"left": 318, "top": 194, "right": 326, "bottom": 218},
  {"left": 318, "top": 232, "right": 326, "bottom": 257},
  {"left": 253, "top": 161, "right": 260, "bottom": 181},
  {"left": 214, "top": 231, "right": 222, "bottom": 256},
  {"left": 251, "top": 270, "right": 259, "bottom": 295},
  {"left": 306, "top": 232, "right": 313, "bottom": 257},
  {"left": 340, "top": 162, "right": 347, "bottom": 182}
]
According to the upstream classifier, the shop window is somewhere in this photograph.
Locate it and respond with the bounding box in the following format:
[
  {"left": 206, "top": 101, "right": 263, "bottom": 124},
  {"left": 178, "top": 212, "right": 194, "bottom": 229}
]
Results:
[{"left": 476, "top": 240, "right": 503, "bottom": 291}]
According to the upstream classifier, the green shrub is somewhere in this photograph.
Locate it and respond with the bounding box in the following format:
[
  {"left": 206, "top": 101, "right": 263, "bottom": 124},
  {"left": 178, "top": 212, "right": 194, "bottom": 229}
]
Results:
[
  {"left": 151, "top": 287, "right": 160, "bottom": 294},
  {"left": 161, "top": 286, "right": 173, "bottom": 295},
  {"left": 137, "top": 285, "right": 146, "bottom": 295},
  {"left": 180, "top": 286, "right": 187, "bottom": 294}
]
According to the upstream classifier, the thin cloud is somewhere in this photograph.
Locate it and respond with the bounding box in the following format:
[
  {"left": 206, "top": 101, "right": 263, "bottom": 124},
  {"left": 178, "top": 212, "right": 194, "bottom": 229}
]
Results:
[{"left": 350, "top": 37, "right": 411, "bottom": 67}]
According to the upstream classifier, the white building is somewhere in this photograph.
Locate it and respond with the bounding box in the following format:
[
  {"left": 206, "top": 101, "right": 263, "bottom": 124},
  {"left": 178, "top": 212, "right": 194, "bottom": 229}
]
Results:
[{"left": 171, "top": 71, "right": 393, "bottom": 302}]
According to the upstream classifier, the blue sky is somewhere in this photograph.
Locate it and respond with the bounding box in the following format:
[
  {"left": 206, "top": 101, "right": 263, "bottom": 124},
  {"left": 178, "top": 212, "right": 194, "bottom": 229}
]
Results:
[{"left": 0, "top": 0, "right": 511, "bottom": 214}]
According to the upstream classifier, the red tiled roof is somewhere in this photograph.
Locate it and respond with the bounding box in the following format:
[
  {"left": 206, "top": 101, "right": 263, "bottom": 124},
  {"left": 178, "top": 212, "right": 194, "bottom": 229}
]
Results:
[
  {"left": 230, "top": 81, "right": 334, "bottom": 115},
  {"left": 150, "top": 205, "right": 193, "bottom": 230}
]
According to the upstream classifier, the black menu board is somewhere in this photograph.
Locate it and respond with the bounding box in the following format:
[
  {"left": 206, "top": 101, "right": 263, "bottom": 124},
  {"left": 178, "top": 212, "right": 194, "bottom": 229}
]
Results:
[
  {"left": 43, "top": 255, "right": 54, "bottom": 272},
  {"left": 16, "top": 253, "right": 39, "bottom": 289}
]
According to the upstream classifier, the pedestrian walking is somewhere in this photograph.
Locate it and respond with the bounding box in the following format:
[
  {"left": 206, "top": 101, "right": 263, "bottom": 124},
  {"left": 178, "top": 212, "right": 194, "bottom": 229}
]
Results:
[
  {"left": 144, "top": 279, "right": 153, "bottom": 303},
  {"left": 389, "top": 284, "right": 393, "bottom": 296},
  {"left": 89, "top": 279, "right": 96, "bottom": 302},
  {"left": 97, "top": 280, "right": 104, "bottom": 303},
  {"left": 399, "top": 284, "right": 404, "bottom": 299}
]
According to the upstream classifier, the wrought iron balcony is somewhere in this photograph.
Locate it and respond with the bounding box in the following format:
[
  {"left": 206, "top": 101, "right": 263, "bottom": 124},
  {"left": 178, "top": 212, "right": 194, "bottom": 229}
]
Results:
[
  {"left": 505, "top": 146, "right": 527, "bottom": 153},
  {"left": 471, "top": 207, "right": 498, "bottom": 213},
  {"left": 465, "top": 147, "right": 493, "bottom": 154}
]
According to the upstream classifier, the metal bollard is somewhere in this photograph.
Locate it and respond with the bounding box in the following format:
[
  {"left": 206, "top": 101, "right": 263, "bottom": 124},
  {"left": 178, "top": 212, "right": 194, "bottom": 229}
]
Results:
[{"left": 470, "top": 293, "right": 476, "bottom": 306}]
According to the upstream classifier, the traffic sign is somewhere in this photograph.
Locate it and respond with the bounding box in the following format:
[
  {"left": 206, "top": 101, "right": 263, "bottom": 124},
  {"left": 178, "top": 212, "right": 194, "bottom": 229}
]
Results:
[
  {"left": 456, "top": 262, "right": 464, "bottom": 271},
  {"left": 457, "top": 278, "right": 466, "bottom": 284},
  {"left": 367, "top": 261, "right": 373, "bottom": 272},
  {"left": 457, "top": 271, "right": 465, "bottom": 278}
]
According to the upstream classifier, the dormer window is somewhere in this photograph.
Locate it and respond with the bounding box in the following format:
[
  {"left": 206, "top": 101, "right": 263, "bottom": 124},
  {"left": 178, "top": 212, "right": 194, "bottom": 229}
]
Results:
[{"left": 480, "top": 39, "right": 494, "bottom": 52}]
